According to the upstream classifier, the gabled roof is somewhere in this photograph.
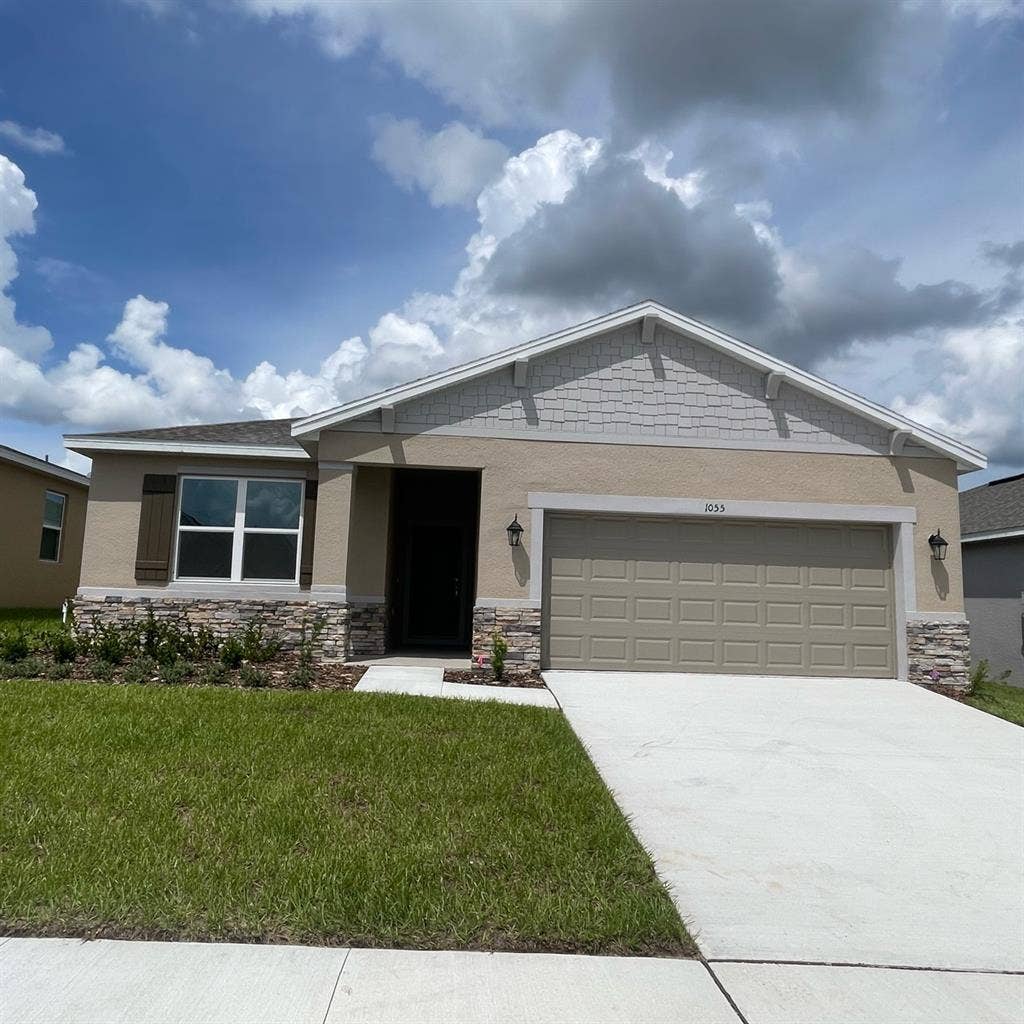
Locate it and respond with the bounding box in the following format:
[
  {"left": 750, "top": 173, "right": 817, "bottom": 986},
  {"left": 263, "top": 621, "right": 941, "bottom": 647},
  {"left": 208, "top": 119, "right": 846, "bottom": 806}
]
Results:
[
  {"left": 0, "top": 444, "right": 90, "bottom": 487},
  {"left": 960, "top": 473, "right": 1024, "bottom": 540},
  {"left": 291, "top": 300, "right": 987, "bottom": 472},
  {"left": 65, "top": 419, "right": 309, "bottom": 460}
]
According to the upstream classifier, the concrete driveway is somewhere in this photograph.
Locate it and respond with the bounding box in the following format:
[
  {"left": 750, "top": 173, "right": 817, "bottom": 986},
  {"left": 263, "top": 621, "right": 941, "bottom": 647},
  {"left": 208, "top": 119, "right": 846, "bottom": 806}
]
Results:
[{"left": 545, "top": 672, "right": 1024, "bottom": 972}]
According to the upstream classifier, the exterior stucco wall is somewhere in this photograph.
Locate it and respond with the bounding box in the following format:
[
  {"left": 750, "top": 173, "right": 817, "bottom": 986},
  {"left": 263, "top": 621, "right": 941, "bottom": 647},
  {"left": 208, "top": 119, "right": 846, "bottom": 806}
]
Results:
[
  {"left": 0, "top": 461, "right": 88, "bottom": 608},
  {"left": 346, "top": 322, "right": 897, "bottom": 455},
  {"left": 318, "top": 430, "right": 965, "bottom": 614},
  {"left": 347, "top": 465, "right": 391, "bottom": 598},
  {"left": 80, "top": 453, "right": 313, "bottom": 589}
]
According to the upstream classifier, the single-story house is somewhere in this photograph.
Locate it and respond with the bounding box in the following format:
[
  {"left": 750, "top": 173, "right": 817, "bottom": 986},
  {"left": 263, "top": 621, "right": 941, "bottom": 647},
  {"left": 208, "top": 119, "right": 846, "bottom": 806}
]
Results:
[
  {"left": 65, "top": 301, "right": 985, "bottom": 685},
  {"left": 0, "top": 444, "right": 90, "bottom": 609},
  {"left": 960, "top": 473, "right": 1023, "bottom": 684}
]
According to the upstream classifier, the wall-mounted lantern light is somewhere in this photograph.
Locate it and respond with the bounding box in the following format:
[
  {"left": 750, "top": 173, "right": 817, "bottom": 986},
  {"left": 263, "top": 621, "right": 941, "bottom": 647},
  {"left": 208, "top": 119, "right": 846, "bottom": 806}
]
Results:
[
  {"left": 506, "top": 514, "right": 524, "bottom": 547},
  {"left": 927, "top": 529, "right": 949, "bottom": 561}
]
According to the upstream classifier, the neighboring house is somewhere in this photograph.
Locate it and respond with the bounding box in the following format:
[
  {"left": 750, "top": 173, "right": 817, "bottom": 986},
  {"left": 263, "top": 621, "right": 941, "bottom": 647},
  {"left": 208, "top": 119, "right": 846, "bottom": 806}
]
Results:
[
  {"left": 65, "top": 301, "right": 986, "bottom": 685},
  {"left": 0, "top": 445, "right": 90, "bottom": 609},
  {"left": 960, "top": 473, "right": 1024, "bottom": 685}
]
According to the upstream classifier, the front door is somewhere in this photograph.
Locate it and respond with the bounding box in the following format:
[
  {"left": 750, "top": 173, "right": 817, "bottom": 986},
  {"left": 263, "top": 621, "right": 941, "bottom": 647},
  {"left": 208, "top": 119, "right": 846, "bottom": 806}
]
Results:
[
  {"left": 388, "top": 468, "right": 480, "bottom": 650},
  {"left": 402, "top": 521, "right": 469, "bottom": 646}
]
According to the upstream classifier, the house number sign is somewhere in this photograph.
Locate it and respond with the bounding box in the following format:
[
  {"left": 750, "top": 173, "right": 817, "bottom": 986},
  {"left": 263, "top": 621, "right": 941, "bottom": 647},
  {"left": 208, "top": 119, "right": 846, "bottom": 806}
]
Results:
[{"left": 703, "top": 502, "right": 727, "bottom": 513}]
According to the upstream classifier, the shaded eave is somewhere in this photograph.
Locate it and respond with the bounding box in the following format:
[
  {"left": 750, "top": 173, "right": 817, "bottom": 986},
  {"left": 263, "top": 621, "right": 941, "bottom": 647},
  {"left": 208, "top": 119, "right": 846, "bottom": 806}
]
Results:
[
  {"left": 63, "top": 436, "right": 313, "bottom": 461},
  {"left": 290, "top": 300, "right": 987, "bottom": 473}
]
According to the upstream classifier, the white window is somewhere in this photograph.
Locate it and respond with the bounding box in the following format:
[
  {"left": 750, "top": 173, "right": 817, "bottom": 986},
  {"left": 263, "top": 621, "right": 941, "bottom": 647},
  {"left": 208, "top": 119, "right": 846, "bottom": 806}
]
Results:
[
  {"left": 174, "top": 476, "right": 304, "bottom": 583},
  {"left": 40, "top": 490, "right": 66, "bottom": 562}
]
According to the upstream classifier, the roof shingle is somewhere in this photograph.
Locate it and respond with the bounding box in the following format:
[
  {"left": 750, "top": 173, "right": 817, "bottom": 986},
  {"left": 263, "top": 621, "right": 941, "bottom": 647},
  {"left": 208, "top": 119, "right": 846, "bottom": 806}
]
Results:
[
  {"left": 959, "top": 473, "right": 1024, "bottom": 536},
  {"left": 68, "top": 418, "right": 302, "bottom": 450}
]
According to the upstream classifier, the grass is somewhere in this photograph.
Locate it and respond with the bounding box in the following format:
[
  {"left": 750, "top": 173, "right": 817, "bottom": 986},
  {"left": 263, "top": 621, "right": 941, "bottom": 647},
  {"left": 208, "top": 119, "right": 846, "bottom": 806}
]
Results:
[
  {"left": 0, "top": 679, "right": 694, "bottom": 956},
  {"left": 964, "top": 678, "right": 1024, "bottom": 726},
  {"left": 0, "top": 607, "right": 63, "bottom": 631}
]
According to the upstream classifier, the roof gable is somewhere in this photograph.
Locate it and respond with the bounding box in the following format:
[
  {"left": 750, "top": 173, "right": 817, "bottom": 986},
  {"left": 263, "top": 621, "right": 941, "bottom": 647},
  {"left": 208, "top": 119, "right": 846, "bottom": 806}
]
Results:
[{"left": 295, "top": 301, "right": 986, "bottom": 471}]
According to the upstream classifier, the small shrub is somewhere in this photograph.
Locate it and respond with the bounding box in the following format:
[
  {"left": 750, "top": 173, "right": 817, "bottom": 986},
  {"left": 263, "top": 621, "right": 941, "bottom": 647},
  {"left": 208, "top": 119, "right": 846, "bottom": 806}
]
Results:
[
  {"left": 197, "top": 662, "right": 230, "bottom": 687},
  {"left": 48, "top": 630, "right": 78, "bottom": 664},
  {"left": 220, "top": 637, "right": 245, "bottom": 668},
  {"left": 240, "top": 620, "right": 281, "bottom": 663},
  {"left": 968, "top": 658, "right": 1012, "bottom": 695},
  {"left": 159, "top": 660, "right": 192, "bottom": 686},
  {"left": 491, "top": 629, "right": 508, "bottom": 681},
  {"left": 92, "top": 623, "right": 131, "bottom": 666},
  {"left": 50, "top": 662, "right": 72, "bottom": 679},
  {"left": 90, "top": 659, "right": 116, "bottom": 682},
  {"left": 289, "top": 616, "right": 323, "bottom": 689},
  {"left": 239, "top": 663, "right": 270, "bottom": 688},
  {"left": 0, "top": 629, "right": 30, "bottom": 663},
  {"left": 0, "top": 656, "right": 46, "bottom": 678},
  {"left": 190, "top": 626, "right": 218, "bottom": 660},
  {"left": 123, "top": 656, "right": 159, "bottom": 686}
]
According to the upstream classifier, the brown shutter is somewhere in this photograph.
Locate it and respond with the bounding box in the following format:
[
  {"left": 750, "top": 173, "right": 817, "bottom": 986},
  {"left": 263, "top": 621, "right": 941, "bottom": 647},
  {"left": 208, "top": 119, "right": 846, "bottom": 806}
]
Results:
[
  {"left": 134, "top": 474, "right": 177, "bottom": 582},
  {"left": 299, "top": 478, "right": 318, "bottom": 588}
]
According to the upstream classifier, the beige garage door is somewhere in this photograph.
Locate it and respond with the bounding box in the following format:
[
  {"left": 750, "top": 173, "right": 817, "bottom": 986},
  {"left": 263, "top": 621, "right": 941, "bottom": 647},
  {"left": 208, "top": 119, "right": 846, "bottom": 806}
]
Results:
[{"left": 544, "top": 514, "right": 896, "bottom": 677}]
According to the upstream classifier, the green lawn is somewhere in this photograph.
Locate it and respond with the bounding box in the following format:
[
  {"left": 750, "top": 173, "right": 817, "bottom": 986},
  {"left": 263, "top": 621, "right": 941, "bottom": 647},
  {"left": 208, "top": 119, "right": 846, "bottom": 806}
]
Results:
[
  {"left": 0, "top": 679, "right": 693, "bottom": 956},
  {"left": 964, "top": 678, "right": 1024, "bottom": 727},
  {"left": 0, "top": 607, "right": 63, "bottom": 630}
]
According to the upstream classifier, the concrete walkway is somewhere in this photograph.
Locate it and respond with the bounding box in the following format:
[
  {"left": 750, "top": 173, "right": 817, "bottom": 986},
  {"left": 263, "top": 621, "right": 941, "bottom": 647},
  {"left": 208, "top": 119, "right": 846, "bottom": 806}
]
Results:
[
  {"left": 546, "top": 671, "right": 1024, "bottom": 973},
  {"left": 6, "top": 937, "right": 1022, "bottom": 1023},
  {"left": 0, "top": 938, "right": 737, "bottom": 1024},
  {"left": 354, "top": 664, "right": 558, "bottom": 707}
]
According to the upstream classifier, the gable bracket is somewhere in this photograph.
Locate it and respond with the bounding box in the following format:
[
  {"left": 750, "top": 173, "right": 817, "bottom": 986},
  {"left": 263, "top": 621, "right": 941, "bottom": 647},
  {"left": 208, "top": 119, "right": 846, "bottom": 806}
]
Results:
[
  {"left": 513, "top": 359, "right": 529, "bottom": 388},
  {"left": 889, "top": 429, "right": 911, "bottom": 456},
  {"left": 764, "top": 371, "right": 785, "bottom": 401},
  {"left": 380, "top": 405, "right": 395, "bottom": 433},
  {"left": 640, "top": 315, "right": 656, "bottom": 346}
]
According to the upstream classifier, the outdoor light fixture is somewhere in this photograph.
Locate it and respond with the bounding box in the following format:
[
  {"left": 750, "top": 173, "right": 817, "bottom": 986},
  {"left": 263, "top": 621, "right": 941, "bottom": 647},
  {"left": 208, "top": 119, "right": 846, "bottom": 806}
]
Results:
[
  {"left": 506, "top": 514, "right": 524, "bottom": 547},
  {"left": 927, "top": 529, "right": 949, "bottom": 561}
]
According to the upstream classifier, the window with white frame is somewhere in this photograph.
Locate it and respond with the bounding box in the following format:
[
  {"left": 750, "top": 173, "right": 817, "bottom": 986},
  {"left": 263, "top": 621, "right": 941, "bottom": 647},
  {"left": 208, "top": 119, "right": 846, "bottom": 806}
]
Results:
[
  {"left": 39, "top": 490, "right": 66, "bottom": 562},
  {"left": 175, "top": 476, "right": 304, "bottom": 583}
]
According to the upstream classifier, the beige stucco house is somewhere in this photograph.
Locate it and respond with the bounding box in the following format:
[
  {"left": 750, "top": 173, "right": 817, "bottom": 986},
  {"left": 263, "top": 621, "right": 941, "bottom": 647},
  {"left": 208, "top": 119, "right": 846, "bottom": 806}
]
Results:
[
  {"left": 0, "top": 445, "right": 89, "bottom": 609},
  {"left": 65, "top": 302, "right": 985, "bottom": 685}
]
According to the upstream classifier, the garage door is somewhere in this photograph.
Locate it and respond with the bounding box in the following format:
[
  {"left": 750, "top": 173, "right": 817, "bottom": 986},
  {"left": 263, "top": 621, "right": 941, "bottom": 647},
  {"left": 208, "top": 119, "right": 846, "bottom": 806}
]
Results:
[{"left": 544, "top": 514, "right": 896, "bottom": 677}]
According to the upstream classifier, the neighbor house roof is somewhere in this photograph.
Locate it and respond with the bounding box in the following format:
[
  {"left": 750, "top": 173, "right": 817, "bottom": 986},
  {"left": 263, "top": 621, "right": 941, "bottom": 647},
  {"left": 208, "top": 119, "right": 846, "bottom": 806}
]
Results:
[
  {"left": 64, "top": 419, "right": 309, "bottom": 460},
  {"left": 960, "top": 473, "right": 1024, "bottom": 542},
  {"left": 0, "top": 444, "right": 90, "bottom": 487},
  {"left": 290, "top": 300, "right": 987, "bottom": 472}
]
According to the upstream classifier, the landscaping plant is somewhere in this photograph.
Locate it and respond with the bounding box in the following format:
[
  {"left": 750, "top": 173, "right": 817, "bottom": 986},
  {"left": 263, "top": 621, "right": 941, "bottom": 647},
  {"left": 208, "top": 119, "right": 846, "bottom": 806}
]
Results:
[{"left": 490, "top": 629, "right": 508, "bottom": 681}]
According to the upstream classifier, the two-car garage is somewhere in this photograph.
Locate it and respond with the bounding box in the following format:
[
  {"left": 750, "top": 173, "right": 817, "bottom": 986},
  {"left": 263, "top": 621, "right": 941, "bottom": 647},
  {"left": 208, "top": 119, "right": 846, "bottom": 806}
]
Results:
[{"left": 543, "top": 513, "right": 897, "bottom": 677}]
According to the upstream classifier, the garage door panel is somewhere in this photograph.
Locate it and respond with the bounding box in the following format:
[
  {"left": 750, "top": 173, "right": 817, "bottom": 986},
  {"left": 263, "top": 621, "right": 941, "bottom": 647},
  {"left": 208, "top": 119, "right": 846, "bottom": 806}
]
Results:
[{"left": 545, "top": 513, "right": 896, "bottom": 678}]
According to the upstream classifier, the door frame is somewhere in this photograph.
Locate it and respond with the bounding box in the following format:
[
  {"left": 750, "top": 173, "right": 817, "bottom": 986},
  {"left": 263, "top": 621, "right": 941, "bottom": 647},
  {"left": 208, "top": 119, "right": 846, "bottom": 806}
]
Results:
[{"left": 524, "top": 491, "right": 938, "bottom": 681}]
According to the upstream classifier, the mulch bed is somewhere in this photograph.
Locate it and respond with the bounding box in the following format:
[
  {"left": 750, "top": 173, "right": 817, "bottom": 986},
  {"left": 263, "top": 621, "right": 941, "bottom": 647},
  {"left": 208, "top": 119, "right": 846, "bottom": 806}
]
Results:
[
  {"left": 2, "top": 656, "right": 368, "bottom": 692},
  {"left": 443, "top": 668, "right": 546, "bottom": 689}
]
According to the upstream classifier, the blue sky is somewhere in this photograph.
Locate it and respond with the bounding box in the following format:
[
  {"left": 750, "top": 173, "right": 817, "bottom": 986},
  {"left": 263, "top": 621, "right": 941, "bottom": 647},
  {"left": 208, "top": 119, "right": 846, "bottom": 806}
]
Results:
[{"left": 0, "top": 0, "right": 1021, "bottom": 485}]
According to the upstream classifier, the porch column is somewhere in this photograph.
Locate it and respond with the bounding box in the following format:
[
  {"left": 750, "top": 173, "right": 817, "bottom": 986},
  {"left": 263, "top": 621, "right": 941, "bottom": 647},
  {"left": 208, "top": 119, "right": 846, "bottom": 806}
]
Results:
[{"left": 311, "top": 461, "right": 354, "bottom": 595}]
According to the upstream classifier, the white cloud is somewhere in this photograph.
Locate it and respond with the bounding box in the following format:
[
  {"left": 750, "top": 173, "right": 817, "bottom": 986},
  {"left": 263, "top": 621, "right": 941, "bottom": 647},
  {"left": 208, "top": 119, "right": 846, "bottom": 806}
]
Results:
[
  {"left": 371, "top": 117, "right": 508, "bottom": 208},
  {"left": 0, "top": 120, "right": 66, "bottom": 156},
  {"left": 0, "top": 155, "right": 53, "bottom": 359}
]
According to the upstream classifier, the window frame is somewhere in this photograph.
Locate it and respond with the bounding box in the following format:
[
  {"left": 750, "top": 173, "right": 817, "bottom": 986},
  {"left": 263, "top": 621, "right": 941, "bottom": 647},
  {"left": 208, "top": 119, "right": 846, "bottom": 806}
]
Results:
[
  {"left": 39, "top": 489, "right": 67, "bottom": 563},
  {"left": 172, "top": 475, "right": 305, "bottom": 585}
]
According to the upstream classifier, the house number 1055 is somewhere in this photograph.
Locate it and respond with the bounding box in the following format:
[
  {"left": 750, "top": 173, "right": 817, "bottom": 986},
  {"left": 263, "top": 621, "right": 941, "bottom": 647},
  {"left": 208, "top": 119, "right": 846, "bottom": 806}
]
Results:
[{"left": 703, "top": 502, "right": 726, "bottom": 513}]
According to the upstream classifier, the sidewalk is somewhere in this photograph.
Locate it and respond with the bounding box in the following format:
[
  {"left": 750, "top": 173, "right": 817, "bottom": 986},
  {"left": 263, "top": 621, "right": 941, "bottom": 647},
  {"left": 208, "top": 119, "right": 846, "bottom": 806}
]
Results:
[
  {"left": 4, "top": 937, "right": 1021, "bottom": 1024},
  {"left": 0, "top": 938, "right": 734, "bottom": 1024}
]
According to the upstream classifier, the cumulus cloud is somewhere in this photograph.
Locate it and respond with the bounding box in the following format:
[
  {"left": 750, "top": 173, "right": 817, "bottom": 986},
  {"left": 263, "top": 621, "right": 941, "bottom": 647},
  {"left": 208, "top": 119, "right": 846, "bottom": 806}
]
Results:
[
  {"left": 238, "top": 0, "right": 1012, "bottom": 142},
  {"left": 0, "top": 155, "right": 53, "bottom": 359},
  {"left": 371, "top": 117, "right": 508, "bottom": 207},
  {"left": 0, "top": 120, "right": 66, "bottom": 156}
]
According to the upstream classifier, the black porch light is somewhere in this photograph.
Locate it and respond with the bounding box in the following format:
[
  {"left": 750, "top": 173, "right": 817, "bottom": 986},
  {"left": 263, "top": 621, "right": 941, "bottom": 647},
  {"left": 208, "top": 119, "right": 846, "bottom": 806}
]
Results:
[
  {"left": 927, "top": 529, "right": 949, "bottom": 561},
  {"left": 506, "top": 514, "right": 524, "bottom": 547}
]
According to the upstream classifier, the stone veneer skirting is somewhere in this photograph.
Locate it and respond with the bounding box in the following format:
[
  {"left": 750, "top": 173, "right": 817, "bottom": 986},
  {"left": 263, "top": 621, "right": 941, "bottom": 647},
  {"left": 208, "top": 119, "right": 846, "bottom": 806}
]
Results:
[
  {"left": 74, "top": 594, "right": 350, "bottom": 660},
  {"left": 907, "top": 619, "right": 971, "bottom": 689},
  {"left": 348, "top": 602, "right": 387, "bottom": 658},
  {"left": 472, "top": 605, "right": 542, "bottom": 671}
]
